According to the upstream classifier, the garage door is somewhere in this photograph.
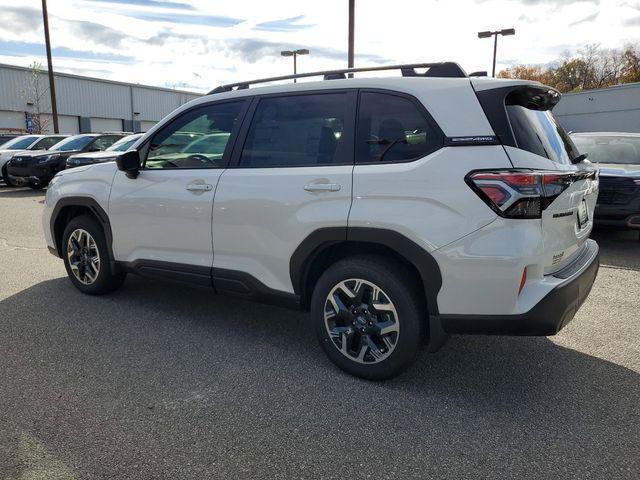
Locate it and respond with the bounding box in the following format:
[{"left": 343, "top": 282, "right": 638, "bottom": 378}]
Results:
[
  {"left": 91, "top": 117, "right": 123, "bottom": 132},
  {"left": 41, "top": 114, "right": 79, "bottom": 134},
  {"left": 140, "top": 121, "right": 157, "bottom": 132}
]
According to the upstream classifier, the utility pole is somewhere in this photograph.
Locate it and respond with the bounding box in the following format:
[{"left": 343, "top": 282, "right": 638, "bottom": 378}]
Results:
[
  {"left": 41, "top": 0, "right": 59, "bottom": 133},
  {"left": 348, "top": 0, "right": 355, "bottom": 75}
]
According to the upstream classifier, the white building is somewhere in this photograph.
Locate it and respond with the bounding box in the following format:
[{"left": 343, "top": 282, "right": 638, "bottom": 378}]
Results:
[
  {"left": 554, "top": 82, "right": 640, "bottom": 133},
  {"left": 0, "top": 63, "right": 201, "bottom": 135}
]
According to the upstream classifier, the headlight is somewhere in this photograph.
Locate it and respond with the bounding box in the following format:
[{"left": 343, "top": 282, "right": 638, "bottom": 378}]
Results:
[
  {"left": 634, "top": 178, "right": 640, "bottom": 186},
  {"left": 38, "top": 154, "right": 60, "bottom": 164}
]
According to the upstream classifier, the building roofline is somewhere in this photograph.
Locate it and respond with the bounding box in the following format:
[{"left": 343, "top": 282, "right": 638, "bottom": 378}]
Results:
[
  {"left": 0, "top": 62, "right": 201, "bottom": 96},
  {"left": 561, "top": 81, "right": 640, "bottom": 96}
]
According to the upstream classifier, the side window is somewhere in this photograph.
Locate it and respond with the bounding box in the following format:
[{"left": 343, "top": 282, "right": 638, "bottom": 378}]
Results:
[
  {"left": 91, "top": 135, "right": 121, "bottom": 151},
  {"left": 356, "top": 92, "right": 442, "bottom": 164},
  {"left": 239, "top": 93, "right": 347, "bottom": 167},
  {"left": 32, "top": 136, "right": 63, "bottom": 150},
  {"left": 146, "top": 101, "right": 245, "bottom": 169}
]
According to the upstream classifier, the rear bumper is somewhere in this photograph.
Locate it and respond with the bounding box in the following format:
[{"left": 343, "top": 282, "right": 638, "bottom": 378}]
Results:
[{"left": 440, "top": 239, "right": 599, "bottom": 336}]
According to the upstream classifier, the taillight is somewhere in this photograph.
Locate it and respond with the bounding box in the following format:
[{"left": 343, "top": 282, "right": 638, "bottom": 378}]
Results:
[
  {"left": 518, "top": 267, "right": 527, "bottom": 295},
  {"left": 466, "top": 170, "right": 575, "bottom": 219}
]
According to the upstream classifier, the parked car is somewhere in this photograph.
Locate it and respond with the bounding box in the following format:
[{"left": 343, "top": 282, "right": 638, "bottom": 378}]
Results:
[
  {"left": 8, "top": 133, "right": 126, "bottom": 189},
  {"left": 571, "top": 132, "right": 640, "bottom": 232},
  {"left": 1, "top": 134, "right": 68, "bottom": 186},
  {"left": 0, "top": 133, "right": 21, "bottom": 146},
  {"left": 65, "top": 133, "right": 144, "bottom": 169},
  {"left": 43, "top": 63, "right": 599, "bottom": 380}
]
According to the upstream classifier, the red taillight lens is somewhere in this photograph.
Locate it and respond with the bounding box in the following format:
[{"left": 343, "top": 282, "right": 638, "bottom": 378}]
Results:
[
  {"left": 478, "top": 185, "right": 509, "bottom": 206},
  {"left": 518, "top": 267, "right": 527, "bottom": 295},
  {"left": 467, "top": 170, "right": 575, "bottom": 219}
]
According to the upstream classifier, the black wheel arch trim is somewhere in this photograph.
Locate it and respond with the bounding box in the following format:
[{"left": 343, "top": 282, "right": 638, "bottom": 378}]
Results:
[
  {"left": 49, "top": 197, "right": 114, "bottom": 264},
  {"left": 290, "top": 227, "right": 443, "bottom": 315}
]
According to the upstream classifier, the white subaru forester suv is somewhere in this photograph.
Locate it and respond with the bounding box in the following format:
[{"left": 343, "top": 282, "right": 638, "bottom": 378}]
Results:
[{"left": 43, "top": 63, "right": 600, "bottom": 380}]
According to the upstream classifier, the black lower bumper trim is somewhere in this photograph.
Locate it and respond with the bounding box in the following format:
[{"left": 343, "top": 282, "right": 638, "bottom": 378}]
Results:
[{"left": 440, "top": 241, "right": 600, "bottom": 336}]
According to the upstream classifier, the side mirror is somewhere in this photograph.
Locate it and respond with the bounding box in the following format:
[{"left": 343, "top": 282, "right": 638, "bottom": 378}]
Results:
[{"left": 116, "top": 150, "right": 140, "bottom": 179}]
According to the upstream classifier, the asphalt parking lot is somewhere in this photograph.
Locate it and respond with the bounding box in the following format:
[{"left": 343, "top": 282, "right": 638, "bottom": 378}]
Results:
[{"left": 0, "top": 185, "right": 638, "bottom": 480}]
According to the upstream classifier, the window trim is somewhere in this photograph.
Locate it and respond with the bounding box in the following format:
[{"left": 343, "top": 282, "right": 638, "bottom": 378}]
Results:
[
  {"left": 355, "top": 88, "right": 445, "bottom": 166},
  {"left": 228, "top": 89, "right": 358, "bottom": 169},
  {"left": 139, "top": 98, "right": 251, "bottom": 171}
]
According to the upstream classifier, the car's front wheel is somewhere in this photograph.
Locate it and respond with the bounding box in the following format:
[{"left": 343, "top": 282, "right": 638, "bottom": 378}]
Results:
[
  {"left": 1, "top": 165, "right": 18, "bottom": 187},
  {"left": 28, "top": 180, "right": 48, "bottom": 190},
  {"left": 311, "top": 255, "right": 425, "bottom": 380},
  {"left": 62, "top": 215, "right": 126, "bottom": 295}
]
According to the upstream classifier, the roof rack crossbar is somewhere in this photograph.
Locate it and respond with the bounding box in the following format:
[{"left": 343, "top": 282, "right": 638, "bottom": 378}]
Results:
[{"left": 208, "top": 62, "right": 466, "bottom": 94}]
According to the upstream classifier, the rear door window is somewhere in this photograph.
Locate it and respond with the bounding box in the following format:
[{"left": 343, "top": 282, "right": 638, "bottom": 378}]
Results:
[
  {"left": 32, "top": 136, "right": 65, "bottom": 150},
  {"left": 356, "top": 92, "right": 443, "bottom": 164},
  {"left": 506, "top": 104, "right": 580, "bottom": 165},
  {"left": 239, "top": 93, "right": 350, "bottom": 168}
]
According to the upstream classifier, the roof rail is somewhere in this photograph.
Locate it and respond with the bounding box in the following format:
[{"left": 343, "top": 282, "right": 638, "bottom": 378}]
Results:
[{"left": 208, "top": 62, "right": 467, "bottom": 94}]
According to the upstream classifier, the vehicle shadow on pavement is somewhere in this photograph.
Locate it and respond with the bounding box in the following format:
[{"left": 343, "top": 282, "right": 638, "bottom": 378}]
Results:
[
  {"left": 0, "top": 187, "right": 45, "bottom": 198},
  {"left": 1, "top": 276, "right": 638, "bottom": 478},
  {"left": 591, "top": 229, "right": 640, "bottom": 271}
]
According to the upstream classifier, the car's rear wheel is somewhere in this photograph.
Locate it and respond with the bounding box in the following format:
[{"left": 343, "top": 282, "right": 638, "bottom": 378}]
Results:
[
  {"left": 62, "top": 215, "right": 126, "bottom": 295},
  {"left": 311, "top": 255, "right": 425, "bottom": 380}
]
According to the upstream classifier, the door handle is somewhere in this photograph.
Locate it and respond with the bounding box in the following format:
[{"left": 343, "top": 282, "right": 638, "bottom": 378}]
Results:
[
  {"left": 304, "top": 183, "right": 341, "bottom": 192},
  {"left": 186, "top": 183, "right": 213, "bottom": 192}
]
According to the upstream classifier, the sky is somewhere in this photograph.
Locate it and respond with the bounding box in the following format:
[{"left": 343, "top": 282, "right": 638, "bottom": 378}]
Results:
[{"left": 0, "top": 0, "right": 638, "bottom": 93}]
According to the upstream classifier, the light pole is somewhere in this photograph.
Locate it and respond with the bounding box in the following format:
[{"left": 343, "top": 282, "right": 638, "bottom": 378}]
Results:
[
  {"left": 478, "top": 28, "right": 515, "bottom": 77},
  {"left": 348, "top": 0, "right": 354, "bottom": 70},
  {"left": 281, "top": 49, "right": 309, "bottom": 82}
]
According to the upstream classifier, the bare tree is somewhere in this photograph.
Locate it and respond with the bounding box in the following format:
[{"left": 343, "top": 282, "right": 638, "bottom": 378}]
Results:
[
  {"left": 21, "top": 62, "right": 50, "bottom": 134},
  {"left": 498, "top": 44, "right": 640, "bottom": 93}
]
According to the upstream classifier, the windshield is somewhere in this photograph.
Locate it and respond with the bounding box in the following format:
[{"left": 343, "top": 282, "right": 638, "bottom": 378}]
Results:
[
  {"left": 107, "top": 135, "right": 141, "bottom": 152},
  {"left": 1, "top": 135, "right": 40, "bottom": 150},
  {"left": 571, "top": 135, "right": 640, "bottom": 165},
  {"left": 51, "top": 135, "right": 95, "bottom": 152},
  {"left": 182, "top": 134, "right": 230, "bottom": 153},
  {"left": 506, "top": 105, "right": 580, "bottom": 165}
]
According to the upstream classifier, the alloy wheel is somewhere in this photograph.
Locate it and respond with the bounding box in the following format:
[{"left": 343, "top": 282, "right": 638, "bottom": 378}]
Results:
[
  {"left": 66, "top": 228, "right": 100, "bottom": 285},
  {"left": 324, "top": 278, "right": 400, "bottom": 364}
]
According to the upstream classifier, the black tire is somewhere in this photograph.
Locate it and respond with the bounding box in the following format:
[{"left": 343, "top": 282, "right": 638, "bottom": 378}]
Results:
[
  {"left": 28, "top": 180, "right": 48, "bottom": 190},
  {"left": 62, "top": 215, "right": 126, "bottom": 295},
  {"left": 311, "top": 255, "right": 425, "bottom": 380},
  {"left": 1, "top": 165, "right": 18, "bottom": 187}
]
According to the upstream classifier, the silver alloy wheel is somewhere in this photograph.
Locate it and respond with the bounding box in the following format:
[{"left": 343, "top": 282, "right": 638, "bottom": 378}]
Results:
[
  {"left": 66, "top": 228, "right": 100, "bottom": 285},
  {"left": 324, "top": 278, "right": 400, "bottom": 364}
]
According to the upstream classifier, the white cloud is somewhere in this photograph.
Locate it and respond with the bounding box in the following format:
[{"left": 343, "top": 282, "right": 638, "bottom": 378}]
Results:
[{"left": 0, "top": 0, "right": 637, "bottom": 92}]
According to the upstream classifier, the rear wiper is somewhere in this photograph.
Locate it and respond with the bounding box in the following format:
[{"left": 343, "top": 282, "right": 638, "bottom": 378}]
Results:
[{"left": 571, "top": 153, "right": 588, "bottom": 164}]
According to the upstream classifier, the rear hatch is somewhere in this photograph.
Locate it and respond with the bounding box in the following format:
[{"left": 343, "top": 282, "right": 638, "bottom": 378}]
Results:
[{"left": 472, "top": 81, "right": 598, "bottom": 273}]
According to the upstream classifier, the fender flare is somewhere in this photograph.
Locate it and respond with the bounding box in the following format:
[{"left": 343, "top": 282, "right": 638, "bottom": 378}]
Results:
[
  {"left": 50, "top": 196, "right": 114, "bottom": 261},
  {"left": 290, "top": 227, "right": 443, "bottom": 317}
]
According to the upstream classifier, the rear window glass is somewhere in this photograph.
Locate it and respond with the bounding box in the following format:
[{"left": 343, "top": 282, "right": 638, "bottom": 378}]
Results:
[
  {"left": 107, "top": 135, "right": 141, "bottom": 152},
  {"left": 506, "top": 105, "right": 580, "bottom": 165},
  {"left": 571, "top": 135, "right": 640, "bottom": 165}
]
